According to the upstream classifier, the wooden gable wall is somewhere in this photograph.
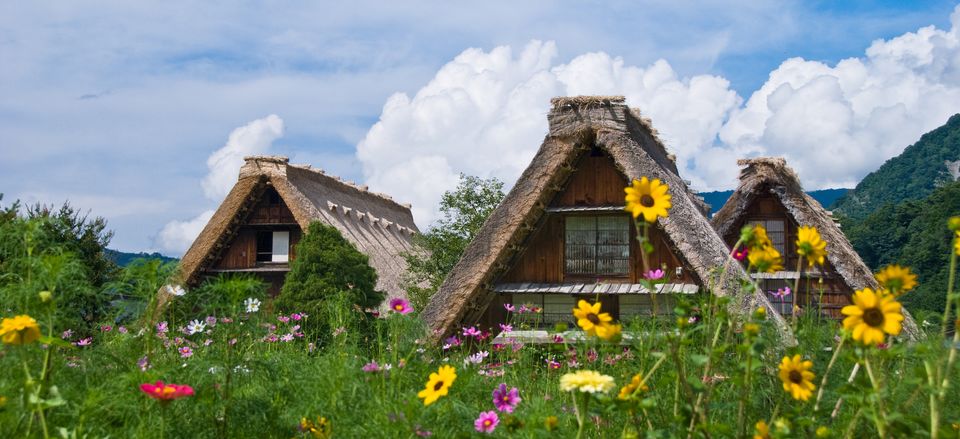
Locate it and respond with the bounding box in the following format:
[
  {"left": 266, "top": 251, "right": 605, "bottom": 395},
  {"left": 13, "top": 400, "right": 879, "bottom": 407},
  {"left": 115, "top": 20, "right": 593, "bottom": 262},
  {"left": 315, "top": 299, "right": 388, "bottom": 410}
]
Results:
[{"left": 212, "top": 188, "right": 302, "bottom": 270}]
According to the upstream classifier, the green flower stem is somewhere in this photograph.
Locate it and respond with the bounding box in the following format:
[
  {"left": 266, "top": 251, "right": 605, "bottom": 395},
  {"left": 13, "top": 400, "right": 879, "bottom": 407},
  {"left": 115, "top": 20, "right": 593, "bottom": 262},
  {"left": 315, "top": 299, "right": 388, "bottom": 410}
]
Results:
[
  {"left": 791, "top": 257, "right": 803, "bottom": 330},
  {"left": 940, "top": 245, "right": 957, "bottom": 340},
  {"left": 814, "top": 336, "right": 845, "bottom": 412},
  {"left": 924, "top": 359, "right": 941, "bottom": 439},
  {"left": 934, "top": 246, "right": 958, "bottom": 437},
  {"left": 687, "top": 314, "right": 727, "bottom": 436},
  {"left": 736, "top": 339, "right": 755, "bottom": 438},
  {"left": 863, "top": 355, "right": 888, "bottom": 438},
  {"left": 843, "top": 407, "right": 864, "bottom": 439}
]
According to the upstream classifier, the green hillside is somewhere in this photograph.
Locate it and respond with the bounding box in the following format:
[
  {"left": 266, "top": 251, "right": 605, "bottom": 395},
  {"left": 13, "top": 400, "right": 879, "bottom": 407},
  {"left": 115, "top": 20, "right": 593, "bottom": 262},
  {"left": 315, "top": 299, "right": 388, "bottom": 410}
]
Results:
[
  {"left": 843, "top": 181, "right": 960, "bottom": 313},
  {"left": 831, "top": 114, "right": 960, "bottom": 219},
  {"left": 105, "top": 248, "right": 178, "bottom": 266}
]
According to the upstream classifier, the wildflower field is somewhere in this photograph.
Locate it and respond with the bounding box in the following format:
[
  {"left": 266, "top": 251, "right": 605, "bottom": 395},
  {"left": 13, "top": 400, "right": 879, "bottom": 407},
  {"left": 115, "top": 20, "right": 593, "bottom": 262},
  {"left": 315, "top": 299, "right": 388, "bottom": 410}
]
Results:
[{"left": 2, "top": 181, "right": 960, "bottom": 438}]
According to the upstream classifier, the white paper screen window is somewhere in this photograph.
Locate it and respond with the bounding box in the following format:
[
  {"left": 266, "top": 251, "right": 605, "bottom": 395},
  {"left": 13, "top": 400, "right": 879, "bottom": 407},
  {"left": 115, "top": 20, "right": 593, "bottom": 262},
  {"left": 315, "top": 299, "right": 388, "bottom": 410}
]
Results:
[{"left": 271, "top": 231, "right": 289, "bottom": 262}]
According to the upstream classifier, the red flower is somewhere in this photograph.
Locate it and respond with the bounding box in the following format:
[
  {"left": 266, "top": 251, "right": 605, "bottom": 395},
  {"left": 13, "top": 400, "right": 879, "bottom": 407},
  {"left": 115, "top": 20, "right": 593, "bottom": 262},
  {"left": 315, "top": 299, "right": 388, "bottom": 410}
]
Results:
[
  {"left": 140, "top": 381, "right": 194, "bottom": 402},
  {"left": 733, "top": 247, "right": 749, "bottom": 261}
]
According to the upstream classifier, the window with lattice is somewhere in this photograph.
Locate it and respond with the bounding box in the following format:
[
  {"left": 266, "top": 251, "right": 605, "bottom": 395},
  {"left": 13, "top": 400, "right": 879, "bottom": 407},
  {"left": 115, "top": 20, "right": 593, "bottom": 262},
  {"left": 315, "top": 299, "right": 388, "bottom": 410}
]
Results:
[{"left": 565, "top": 216, "right": 630, "bottom": 275}]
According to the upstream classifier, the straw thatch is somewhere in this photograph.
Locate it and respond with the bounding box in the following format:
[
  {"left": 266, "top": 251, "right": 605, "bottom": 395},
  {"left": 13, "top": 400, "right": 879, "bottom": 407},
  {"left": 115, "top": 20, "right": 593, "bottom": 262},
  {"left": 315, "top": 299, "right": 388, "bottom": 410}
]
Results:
[
  {"left": 179, "top": 155, "right": 419, "bottom": 302},
  {"left": 421, "top": 96, "right": 795, "bottom": 344},
  {"left": 711, "top": 157, "right": 921, "bottom": 340}
]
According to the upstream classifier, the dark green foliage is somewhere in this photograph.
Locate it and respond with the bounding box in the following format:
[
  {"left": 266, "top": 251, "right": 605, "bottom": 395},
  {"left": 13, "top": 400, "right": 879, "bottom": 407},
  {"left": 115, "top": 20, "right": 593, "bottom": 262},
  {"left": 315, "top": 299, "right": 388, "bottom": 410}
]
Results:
[
  {"left": 832, "top": 113, "right": 960, "bottom": 219},
  {"left": 402, "top": 174, "right": 505, "bottom": 309},
  {"left": 0, "top": 196, "right": 117, "bottom": 332},
  {"left": 276, "top": 221, "right": 383, "bottom": 340},
  {"left": 105, "top": 249, "right": 178, "bottom": 266},
  {"left": 844, "top": 181, "right": 960, "bottom": 313},
  {"left": 180, "top": 273, "right": 267, "bottom": 318},
  {"left": 699, "top": 188, "right": 850, "bottom": 215},
  {"left": 105, "top": 258, "right": 180, "bottom": 322}
]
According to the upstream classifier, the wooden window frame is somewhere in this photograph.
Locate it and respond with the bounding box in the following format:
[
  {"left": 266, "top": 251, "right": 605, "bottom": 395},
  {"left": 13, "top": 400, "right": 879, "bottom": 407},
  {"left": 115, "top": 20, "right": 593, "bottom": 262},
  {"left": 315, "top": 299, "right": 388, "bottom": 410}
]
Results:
[{"left": 563, "top": 214, "right": 631, "bottom": 279}]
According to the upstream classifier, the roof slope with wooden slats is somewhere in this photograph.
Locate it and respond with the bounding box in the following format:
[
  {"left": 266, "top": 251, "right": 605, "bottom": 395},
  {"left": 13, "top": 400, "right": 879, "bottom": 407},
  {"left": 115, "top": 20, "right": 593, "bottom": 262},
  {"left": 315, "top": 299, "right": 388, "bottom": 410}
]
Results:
[
  {"left": 710, "top": 157, "right": 921, "bottom": 340},
  {"left": 421, "top": 96, "right": 795, "bottom": 344},
  {"left": 179, "top": 155, "right": 419, "bottom": 301}
]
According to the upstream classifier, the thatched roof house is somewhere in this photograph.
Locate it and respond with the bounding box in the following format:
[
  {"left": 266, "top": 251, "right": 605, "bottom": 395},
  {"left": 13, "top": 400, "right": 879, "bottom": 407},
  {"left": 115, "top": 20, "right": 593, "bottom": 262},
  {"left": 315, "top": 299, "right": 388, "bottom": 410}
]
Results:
[
  {"left": 421, "top": 96, "right": 793, "bottom": 343},
  {"left": 179, "top": 155, "right": 419, "bottom": 300},
  {"left": 711, "top": 157, "right": 920, "bottom": 340}
]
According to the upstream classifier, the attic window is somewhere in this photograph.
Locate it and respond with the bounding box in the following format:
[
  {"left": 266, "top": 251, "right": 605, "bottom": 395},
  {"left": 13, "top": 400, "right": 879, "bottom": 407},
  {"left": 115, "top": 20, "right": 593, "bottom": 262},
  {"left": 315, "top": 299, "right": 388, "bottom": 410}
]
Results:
[
  {"left": 589, "top": 144, "right": 605, "bottom": 157},
  {"left": 748, "top": 219, "right": 786, "bottom": 254},
  {"left": 256, "top": 230, "right": 289, "bottom": 263},
  {"left": 266, "top": 188, "right": 281, "bottom": 205},
  {"left": 565, "top": 216, "right": 629, "bottom": 275}
]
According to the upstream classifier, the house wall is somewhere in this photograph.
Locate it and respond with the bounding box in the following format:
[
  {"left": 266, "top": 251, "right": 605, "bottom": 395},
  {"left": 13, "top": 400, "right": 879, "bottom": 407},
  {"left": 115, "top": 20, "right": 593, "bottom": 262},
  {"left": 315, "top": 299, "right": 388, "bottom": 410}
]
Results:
[{"left": 723, "top": 191, "right": 853, "bottom": 317}]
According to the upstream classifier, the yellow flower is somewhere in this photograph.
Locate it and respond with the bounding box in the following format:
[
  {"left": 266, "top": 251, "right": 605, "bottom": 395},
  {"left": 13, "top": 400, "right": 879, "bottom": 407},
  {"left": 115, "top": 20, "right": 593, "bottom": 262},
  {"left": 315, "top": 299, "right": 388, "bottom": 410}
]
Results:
[
  {"left": 573, "top": 300, "right": 613, "bottom": 337},
  {"left": 624, "top": 177, "right": 672, "bottom": 223},
  {"left": 743, "top": 224, "right": 774, "bottom": 251},
  {"left": 618, "top": 373, "right": 649, "bottom": 400},
  {"left": 778, "top": 355, "right": 816, "bottom": 401},
  {"left": 0, "top": 315, "right": 41, "bottom": 345},
  {"left": 954, "top": 231, "right": 960, "bottom": 256},
  {"left": 747, "top": 245, "right": 784, "bottom": 273},
  {"left": 417, "top": 365, "right": 456, "bottom": 406},
  {"left": 560, "top": 370, "right": 615, "bottom": 393},
  {"left": 299, "top": 416, "right": 332, "bottom": 439},
  {"left": 753, "top": 420, "right": 770, "bottom": 439},
  {"left": 796, "top": 226, "right": 827, "bottom": 267},
  {"left": 874, "top": 265, "right": 918, "bottom": 296},
  {"left": 597, "top": 323, "right": 622, "bottom": 342},
  {"left": 816, "top": 426, "right": 830, "bottom": 437},
  {"left": 949, "top": 216, "right": 960, "bottom": 232},
  {"left": 544, "top": 416, "right": 558, "bottom": 432},
  {"left": 841, "top": 288, "right": 904, "bottom": 346},
  {"left": 755, "top": 307, "right": 767, "bottom": 319},
  {"left": 0, "top": 395, "right": 6, "bottom": 408},
  {"left": 743, "top": 323, "right": 760, "bottom": 337}
]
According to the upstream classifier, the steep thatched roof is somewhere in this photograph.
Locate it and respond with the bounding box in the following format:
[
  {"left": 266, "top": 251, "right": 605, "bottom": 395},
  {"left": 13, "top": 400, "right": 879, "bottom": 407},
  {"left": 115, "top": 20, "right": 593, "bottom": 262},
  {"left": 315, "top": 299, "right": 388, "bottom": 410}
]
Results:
[
  {"left": 711, "top": 157, "right": 921, "bottom": 340},
  {"left": 421, "top": 96, "right": 795, "bottom": 344},
  {"left": 179, "top": 155, "right": 419, "bottom": 301}
]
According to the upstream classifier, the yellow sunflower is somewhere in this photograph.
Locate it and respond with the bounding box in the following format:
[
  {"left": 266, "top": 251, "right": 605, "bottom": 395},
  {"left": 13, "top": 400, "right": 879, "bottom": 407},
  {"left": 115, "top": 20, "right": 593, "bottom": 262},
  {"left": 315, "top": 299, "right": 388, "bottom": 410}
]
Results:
[
  {"left": 417, "top": 365, "right": 457, "bottom": 406},
  {"left": 874, "top": 264, "right": 918, "bottom": 296},
  {"left": 778, "top": 355, "right": 816, "bottom": 401},
  {"left": 560, "top": 370, "right": 615, "bottom": 393},
  {"left": 954, "top": 231, "right": 960, "bottom": 256},
  {"left": 573, "top": 300, "right": 613, "bottom": 337},
  {"left": 299, "top": 416, "right": 332, "bottom": 439},
  {"left": 624, "top": 177, "right": 672, "bottom": 223},
  {"left": 841, "top": 288, "right": 904, "bottom": 346},
  {"left": 742, "top": 224, "right": 774, "bottom": 251},
  {"left": 0, "top": 315, "right": 41, "bottom": 345},
  {"left": 753, "top": 420, "right": 771, "bottom": 439},
  {"left": 617, "top": 373, "right": 650, "bottom": 400},
  {"left": 796, "top": 226, "right": 827, "bottom": 267},
  {"left": 747, "top": 245, "right": 784, "bottom": 273},
  {"left": 597, "top": 322, "right": 622, "bottom": 342}
]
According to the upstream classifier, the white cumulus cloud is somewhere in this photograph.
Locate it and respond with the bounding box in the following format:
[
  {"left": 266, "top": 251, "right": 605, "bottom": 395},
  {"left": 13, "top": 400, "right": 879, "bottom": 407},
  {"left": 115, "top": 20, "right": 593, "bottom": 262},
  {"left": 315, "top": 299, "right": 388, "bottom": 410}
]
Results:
[
  {"left": 359, "top": 6, "right": 960, "bottom": 228},
  {"left": 358, "top": 41, "right": 739, "bottom": 227},
  {"left": 157, "top": 115, "right": 285, "bottom": 254}
]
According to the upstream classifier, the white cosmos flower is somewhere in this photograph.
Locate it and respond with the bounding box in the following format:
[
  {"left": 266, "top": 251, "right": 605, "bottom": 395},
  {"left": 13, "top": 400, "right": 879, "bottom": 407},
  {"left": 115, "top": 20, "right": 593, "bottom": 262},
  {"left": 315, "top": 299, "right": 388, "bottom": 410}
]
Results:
[
  {"left": 162, "top": 284, "right": 186, "bottom": 297},
  {"left": 186, "top": 320, "right": 206, "bottom": 335},
  {"left": 244, "top": 297, "right": 261, "bottom": 313}
]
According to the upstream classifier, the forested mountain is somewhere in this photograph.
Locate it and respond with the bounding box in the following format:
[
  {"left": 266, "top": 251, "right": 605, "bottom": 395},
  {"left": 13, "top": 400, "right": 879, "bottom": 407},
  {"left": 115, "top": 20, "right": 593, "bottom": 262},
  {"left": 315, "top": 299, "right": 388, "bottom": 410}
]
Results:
[
  {"left": 105, "top": 249, "right": 178, "bottom": 266},
  {"left": 832, "top": 114, "right": 960, "bottom": 220}
]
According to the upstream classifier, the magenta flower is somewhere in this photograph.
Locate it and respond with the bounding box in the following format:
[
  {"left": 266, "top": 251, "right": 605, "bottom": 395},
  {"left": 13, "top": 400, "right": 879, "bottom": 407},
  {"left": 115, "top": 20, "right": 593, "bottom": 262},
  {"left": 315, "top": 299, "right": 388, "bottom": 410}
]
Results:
[
  {"left": 280, "top": 333, "right": 294, "bottom": 342},
  {"left": 733, "top": 247, "right": 749, "bottom": 261},
  {"left": 156, "top": 321, "right": 168, "bottom": 334},
  {"left": 362, "top": 361, "right": 381, "bottom": 372},
  {"left": 117, "top": 326, "right": 128, "bottom": 334},
  {"left": 492, "top": 383, "right": 521, "bottom": 413},
  {"left": 278, "top": 316, "right": 290, "bottom": 323},
  {"left": 498, "top": 323, "right": 513, "bottom": 333},
  {"left": 463, "top": 326, "right": 482, "bottom": 338},
  {"left": 179, "top": 347, "right": 193, "bottom": 358},
  {"left": 772, "top": 287, "right": 792, "bottom": 298},
  {"left": 644, "top": 269, "right": 665, "bottom": 280},
  {"left": 389, "top": 298, "right": 413, "bottom": 315},
  {"left": 61, "top": 329, "right": 73, "bottom": 340},
  {"left": 503, "top": 303, "right": 515, "bottom": 312},
  {"left": 74, "top": 337, "right": 92, "bottom": 347},
  {"left": 474, "top": 411, "right": 499, "bottom": 433},
  {"left": 101, "top": 325, "right": 112, "bottom": 332}
]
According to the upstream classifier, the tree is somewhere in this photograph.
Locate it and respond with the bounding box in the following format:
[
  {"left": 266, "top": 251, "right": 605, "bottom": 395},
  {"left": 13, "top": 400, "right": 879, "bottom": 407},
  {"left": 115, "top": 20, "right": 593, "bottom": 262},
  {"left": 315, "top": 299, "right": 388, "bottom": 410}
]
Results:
[
  {"left": 402, "top": 174, "right": 506, "bottom": 309},
  {"left": 275, "top": 222, "right": 384, "bottom": 340}
]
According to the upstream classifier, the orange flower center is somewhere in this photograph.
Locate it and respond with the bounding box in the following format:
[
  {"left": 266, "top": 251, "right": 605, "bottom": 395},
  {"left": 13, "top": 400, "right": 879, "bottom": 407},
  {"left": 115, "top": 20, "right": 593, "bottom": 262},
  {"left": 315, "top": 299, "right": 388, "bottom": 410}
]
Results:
[{"left": 484, "top": 420, "right": 492, "bottom": 426}]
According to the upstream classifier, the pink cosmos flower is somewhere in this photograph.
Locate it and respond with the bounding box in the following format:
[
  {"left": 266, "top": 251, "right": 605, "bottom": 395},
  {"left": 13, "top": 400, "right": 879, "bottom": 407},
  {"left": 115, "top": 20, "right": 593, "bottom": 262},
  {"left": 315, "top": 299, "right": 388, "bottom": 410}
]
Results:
[
  {"left": 205, "top": 316, "right": 217, "bottom": 327},
  {"left": 733, "top": 247, "right": 749, "bottom": 261},
  {"left": 553, "top": 334, "right": 564, "bottom": 343},
  {"left": 389, "top": 298, "right": 413, "bottom": 315},
  {"left": 290, "top": 313, "right": 303, "bottom": 321},
  {"left": 140, "top": 381, "right": 194, "bottom": 402},
  {"left": 138, "top": 356, "right": 150, "bottom": 371},
  {"left": 75, "top": 337, "right": 92, "bottom": 347},
  {"left": 545, "top": 359, "right": 562, "bottom": 370},
  {"left": 179, "top": 347, "right": 193, "bottom": 358},
  {"left": 117, "top": 326, "right": 128, "bottom": 334},
  {"left": 203, "top": 339, "right": 213, "bottom": 346},
  {"left": 772, "top": 287, "right": 792, "bottom": 298},
  {"left": 156, "top": 321, "right": 168, "bottom": 334},
  {"left": 278, "top": 316, "right": 290, "bottom": 323},
  {"left": 61, "top": 329, "right": 73, "bottom": 340},
  {"left": 644, "top": 269, "right": 665, "bottom": 280},
  {"left": 518, "top": 305, "right": 530, "bottom": 314},
  {"left": 362, "top": 361, "right": 381, "bottom": 372},
  {"left": 498, "top": 324, "right": 513, "bottom": 333},
  {"left": 492, "top": 383, "right": 521, "bottom": 413},
  {"left": 101, "top": 325, "right": 112, "bottom": 332},
  {"left": 463, "top": 326, "right": 482, "bottom": 338},
  {"left": 474, "top": 411, "right": 499, "bottom": 433},
  {"left": 280, "top": 333, "right": 294, "bottom": 342},
  {"left": 503, "top": 303, "right": 515, "bottom": 312}
]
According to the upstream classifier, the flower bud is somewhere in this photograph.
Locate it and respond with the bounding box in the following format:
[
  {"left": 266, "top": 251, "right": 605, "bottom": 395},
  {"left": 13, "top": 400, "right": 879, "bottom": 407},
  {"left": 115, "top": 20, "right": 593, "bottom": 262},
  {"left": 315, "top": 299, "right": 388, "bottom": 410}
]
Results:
[{"left": 38, "top": 291, "right": 52, "bottom": 303}]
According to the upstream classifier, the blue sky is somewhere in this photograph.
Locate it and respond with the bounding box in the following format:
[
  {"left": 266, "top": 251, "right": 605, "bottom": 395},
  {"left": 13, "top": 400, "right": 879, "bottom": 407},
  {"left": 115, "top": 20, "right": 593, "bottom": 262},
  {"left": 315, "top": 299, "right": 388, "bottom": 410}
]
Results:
[{"left": 2, "top": 1, "right": 959, "bottom": 255}]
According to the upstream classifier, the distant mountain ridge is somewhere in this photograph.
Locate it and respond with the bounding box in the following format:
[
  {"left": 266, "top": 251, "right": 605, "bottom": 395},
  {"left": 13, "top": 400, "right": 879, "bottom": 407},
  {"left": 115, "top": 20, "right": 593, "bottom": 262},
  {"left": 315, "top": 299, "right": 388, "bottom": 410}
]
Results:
[
  {"left": 699, "top": 188, "right": 850, "bottom": 215},
  {"left": 105, "top": 249, "right": 178, "bottom": 266},
  {"left": 831, "top": 113, "right": 960, "bottom": 219}
]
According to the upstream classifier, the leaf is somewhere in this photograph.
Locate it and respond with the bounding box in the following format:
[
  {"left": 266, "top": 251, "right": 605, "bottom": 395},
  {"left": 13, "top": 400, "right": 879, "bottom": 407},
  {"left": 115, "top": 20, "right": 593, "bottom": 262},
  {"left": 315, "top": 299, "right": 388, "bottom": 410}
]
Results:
[
  {"left": 40, "top": 335, "right": 74, "bottom": 349},
  {"left": 690, "top": 354, "right": 709, "bottom": 366}
]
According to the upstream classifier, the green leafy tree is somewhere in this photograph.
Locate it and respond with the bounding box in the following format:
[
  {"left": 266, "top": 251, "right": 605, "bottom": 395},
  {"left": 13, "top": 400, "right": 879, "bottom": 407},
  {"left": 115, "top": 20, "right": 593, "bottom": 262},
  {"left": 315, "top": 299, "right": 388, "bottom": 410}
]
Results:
[
  {"left": 402, "top": 174, "right": 505, "bottom": 309},
  {"left": 275, "top": 222, "right": 384, "bottom": 341}
]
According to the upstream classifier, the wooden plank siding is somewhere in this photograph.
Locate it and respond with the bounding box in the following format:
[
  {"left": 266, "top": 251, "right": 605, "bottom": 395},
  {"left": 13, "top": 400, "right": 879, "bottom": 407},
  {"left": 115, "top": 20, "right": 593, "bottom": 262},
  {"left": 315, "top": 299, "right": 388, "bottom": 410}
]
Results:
[
  {"left": 552, "top": 151, "right": 630, "bottom": 208},
  {"left": 723, "top": 190, "right": 853, "bottom": 317}
]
